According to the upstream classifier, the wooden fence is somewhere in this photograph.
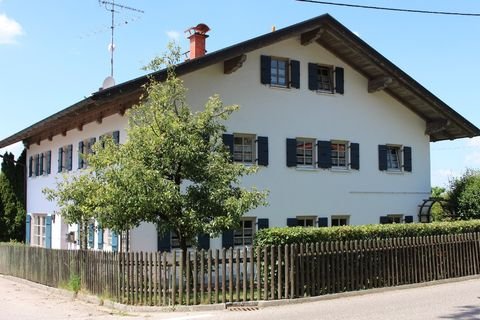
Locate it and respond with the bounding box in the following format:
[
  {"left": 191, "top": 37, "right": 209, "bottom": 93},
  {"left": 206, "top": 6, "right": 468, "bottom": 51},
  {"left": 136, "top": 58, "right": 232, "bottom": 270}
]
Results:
[{"left": 1, "top": 233, "right": 479, "bottom": 306}]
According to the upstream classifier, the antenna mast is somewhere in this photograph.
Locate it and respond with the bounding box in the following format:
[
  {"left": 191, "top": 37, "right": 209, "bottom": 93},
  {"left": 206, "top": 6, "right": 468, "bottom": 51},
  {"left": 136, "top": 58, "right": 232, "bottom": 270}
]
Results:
[{"left": 98, "top": 0, "right": 144, "bottom": 78}]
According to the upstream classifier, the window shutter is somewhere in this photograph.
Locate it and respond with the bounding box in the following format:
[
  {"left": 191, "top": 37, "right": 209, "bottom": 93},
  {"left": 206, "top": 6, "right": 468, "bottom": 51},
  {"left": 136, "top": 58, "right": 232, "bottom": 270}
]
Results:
[
  {"left": 350, "top": 143, "right": 360, "bottom": 170},
  {"left": 404, "top": 216, "right": 414, "bottom": 223},
  {"left": 46, "top": 151, "right": 51, "bottom": 174},
  {"left": 113, "top": 130, "right": 120, "bottom": 145},
  {"left": 97, "top": 227, "right": 103, "bottom": 250},
  {"left": 222, "top": 134, "right": 234, "bottom": 160},
  {"left": 378, "top": 145, "right": 388, "bottom": 171},
  {"left": 335, "top": 67, "right": 344, "bottom": 94},
  {"left": 58, "top": 147, "right": 63, "bottom": 173},
  {"left": 308, "top": 63, "right": 319, "bottom": 91},
  {"left": 222, "top": 230, "right": 234, "bottom": 249},
  {"left": 257, "top": 136, "right": 269, "bottom": 166},
  {"left": 379, "top": 216, "right": 390, "bottom": 224},
  {"left": 39, "top": 153, "right": 44, "bottom": 175},
  {"left": 78, "top": 141, "right": 84, "bottom": 169},
  {"left": 111, "top": 232, "right": 118, "bottom": 252},
  {"left": 25, "top": 215, "right": 31, "bottom": 245},
  {"left": 157, "top": 231, "right": 171, "bottom": 252},
  {"left": 198, "top": 234, "right": 210, "bottom": 250},
  {"left": 28, "top": 156, "right": 33, "bottom": 177},
  {"left": 67, "top": 145, "right": 73, "bottom": 171},
  {"left": 260, "top": 55, "right": 271, "bottom": 85},
  {"left": 88, "top": 223, "right": 94, "bottom": 248},
  {"left": 317, "top": 140, "right": 332, "bottom": 169},
  {"left": 257, "top": 218, "right": 269, "bottom": 230},
  {"left": 45, "top": 215, "right": 52, "bottom": 249},
  {"left": 318, "top": 217, "right": 329, "bottom": 227},
  {"left": 290, "top": 60, "right": 300, "bottom": 89},
  {"left": 286, "top": 138, "right": 297, "bottom": 167},
  {"left": 286, "top": 218, "right": 297, "bottom": 227},
  {"left": 34, "top": 154, "right": 39, "bottom": 176},
  {"left": 403, "top": 146, "right": 412, "bottom": 172}
]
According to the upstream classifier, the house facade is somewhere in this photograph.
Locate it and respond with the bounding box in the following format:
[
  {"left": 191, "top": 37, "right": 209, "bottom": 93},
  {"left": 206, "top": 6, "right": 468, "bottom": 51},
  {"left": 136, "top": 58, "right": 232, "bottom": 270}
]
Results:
[{"left": 1, "top": 14, "right": 479, "bottom": 252}]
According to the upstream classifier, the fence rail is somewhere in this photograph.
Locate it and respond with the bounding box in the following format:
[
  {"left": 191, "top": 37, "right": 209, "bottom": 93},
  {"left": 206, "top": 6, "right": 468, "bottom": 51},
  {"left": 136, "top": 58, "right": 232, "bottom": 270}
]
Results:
[{"left": 1, "top": 233, "right": 479, "bottom": 306}]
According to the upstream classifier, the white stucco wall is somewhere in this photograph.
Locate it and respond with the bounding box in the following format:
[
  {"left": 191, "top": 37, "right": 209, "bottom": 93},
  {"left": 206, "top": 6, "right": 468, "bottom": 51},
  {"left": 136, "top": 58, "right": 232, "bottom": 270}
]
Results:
[{"left": 25, "top": 37, "right": 430, "bottom": 250}]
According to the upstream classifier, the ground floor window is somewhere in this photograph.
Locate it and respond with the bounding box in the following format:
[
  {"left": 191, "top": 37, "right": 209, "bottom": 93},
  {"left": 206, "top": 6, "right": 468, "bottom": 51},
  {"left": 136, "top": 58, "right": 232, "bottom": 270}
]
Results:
[
  {"left": 296, "top": 216, "right": 316, "bottom": 227},
  {"left": 331, "top": 215, "right": 349, "bottom": 226},
  {"left": 32, "top": 215, "right": 46, "bottom": 247},
  {"left": 234, "top": 218, "right": 256, "bottom": 246},
  {"left": 387, "top": 214, "right": 403, "bottom": 224},
  {"left": 171, "top": 231, "right": 192, "bottom": 249}
]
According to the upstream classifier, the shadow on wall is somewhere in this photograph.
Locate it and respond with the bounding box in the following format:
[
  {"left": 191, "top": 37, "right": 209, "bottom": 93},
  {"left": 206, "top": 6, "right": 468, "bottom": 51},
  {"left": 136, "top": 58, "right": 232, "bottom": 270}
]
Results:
[{"left": 440, "top": 304, "right": 480, "bottom": 319}]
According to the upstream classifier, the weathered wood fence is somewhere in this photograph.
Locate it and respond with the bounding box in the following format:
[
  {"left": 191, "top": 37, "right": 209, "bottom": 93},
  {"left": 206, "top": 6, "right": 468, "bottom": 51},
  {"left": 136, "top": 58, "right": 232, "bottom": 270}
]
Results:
[{"left": 1, "top": 233, "right": 479, "bottom": 306}]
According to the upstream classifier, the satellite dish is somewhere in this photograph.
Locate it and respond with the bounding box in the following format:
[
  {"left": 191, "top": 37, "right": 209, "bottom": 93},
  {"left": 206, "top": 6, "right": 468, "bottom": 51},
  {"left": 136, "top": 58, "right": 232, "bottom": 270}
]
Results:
[{"left": 102, "top": 76, "right": 115, "bottom": 90}]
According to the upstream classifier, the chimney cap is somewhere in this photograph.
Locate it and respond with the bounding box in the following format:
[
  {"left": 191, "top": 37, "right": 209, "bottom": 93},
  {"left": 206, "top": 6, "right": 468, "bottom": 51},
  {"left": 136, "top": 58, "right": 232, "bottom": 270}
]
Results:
[{"left": 185, "top": 23, "right": 210, "bottom": 36}]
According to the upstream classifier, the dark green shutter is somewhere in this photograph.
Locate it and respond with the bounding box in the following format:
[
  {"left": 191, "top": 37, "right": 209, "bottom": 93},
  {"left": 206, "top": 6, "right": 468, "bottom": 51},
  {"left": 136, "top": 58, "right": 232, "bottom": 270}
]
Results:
[
  {"left": 378, "top": 145, "right": 388, "bottom": 171},
  {"left": 287, "top": 218, "right": 297, "bottom": 227},
  {"left": 25, "top": 215, "right": 31, "bottom": 245},
  {"left": 403, "top": 146, "right": 412, "bottom": 172},
  {"left": 350, "top": 143, "right": 360, "bottom": 170},
  {"left": 308, "top": 63, "right": 318, "bottom": 91},
  {"left": 98, "top": 227, "right": 103, "bottom": 250},
  {"left": 28, "top": 156, "right": 33, "bottom": 177},
  {"left": 157, "top": 231, "right": 171, "bottom": 252},
  {"left": 222, "top": 230, "right": 234, "bottom": 249},
  {"left": 405, "top": 216, "right": 413, "bottom": 223},
  {"left": 45, "top": 215, "right": 52, "bottom": 248},
  {"left": 335, "top": 67, "right": 344, "bottom": 94},
  {"left": 67, "top": 145, "right": 73, "bottom": 171},
  {"left": 257, "top": 218, "right": 269, "bottom": 230},
  {"left": 78, "top": 141, "right": 84, "bottom": 169},
  {"left": 198, "top": 234, "right": 210, "bottom": 250},
  {"left": 286, "top": 138, "right": 297, "bottom": 167},
  {"left": 260, "top": 55, "right": 271, "bottom": 85},
  {"left": 88, "top": 223, "right": 94, "bottom": 248},
  {"left": 111, "top": 232, "right": 118, "bottom": 252},
  {"left": 317, "top": 140, "right": 332, "bottom": 169},
  {"left": 58, "top": 147, "right": 63, "bottom": 173},
  {"left": 318, "top": 217, "right": 329, "bottom": 227},
  {"left": 290, "top": 60, "right": 300, "bottom": 89},
  {"left": 113, "top": 130, "right": 120, "bottom": 145},
  {"left": 39, "top": 153, "right": 44, "bottom": 175},
  {"left": 46, "top": 151, "right": 51, "bottom": 174},
  {"left": 257, "top": 136, "right": 269, "bottom": 166},
  {"left": 222, "top": 134, "right": 234, "bottom": 160},
  {"left": 379, "top": 216, "right": 390, "bottom": 224},
  {"left": 34, "top": 154, "right": 39, "bottom": 176}
]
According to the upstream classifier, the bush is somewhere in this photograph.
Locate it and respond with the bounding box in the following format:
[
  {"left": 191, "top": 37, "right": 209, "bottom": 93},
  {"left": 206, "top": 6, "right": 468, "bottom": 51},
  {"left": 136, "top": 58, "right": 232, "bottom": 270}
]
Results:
[
  {"left": 68, "top": 273, "right": 81, "bottom": 294},
  {"left": 448, "top": 169, "right": 480, "bottom": 219},
  {"left": 254, "top": 220, "right": 480, "bottom": 247}
]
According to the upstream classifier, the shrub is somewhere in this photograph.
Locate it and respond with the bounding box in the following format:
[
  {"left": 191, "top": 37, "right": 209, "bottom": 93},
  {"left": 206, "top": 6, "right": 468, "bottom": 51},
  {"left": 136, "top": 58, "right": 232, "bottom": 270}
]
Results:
[
  {"left": 254, "top": 220, "right": 480, "bottom": 247},
  {"left": 68, "top": 273, "right": 81, "bottom": 294}
]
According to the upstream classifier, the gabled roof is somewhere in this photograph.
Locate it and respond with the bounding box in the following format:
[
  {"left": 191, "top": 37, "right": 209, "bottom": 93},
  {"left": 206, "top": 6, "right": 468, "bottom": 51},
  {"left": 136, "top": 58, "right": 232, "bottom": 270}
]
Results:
[{"left": 1, "top": 14, "right": 478, "bottom": 148}]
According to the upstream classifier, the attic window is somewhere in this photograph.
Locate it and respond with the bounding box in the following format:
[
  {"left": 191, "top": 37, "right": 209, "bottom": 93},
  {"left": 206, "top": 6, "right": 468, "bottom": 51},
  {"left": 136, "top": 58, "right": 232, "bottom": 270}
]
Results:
[{"left": 271, "top": 57, "right": 289, "bottom": 87}]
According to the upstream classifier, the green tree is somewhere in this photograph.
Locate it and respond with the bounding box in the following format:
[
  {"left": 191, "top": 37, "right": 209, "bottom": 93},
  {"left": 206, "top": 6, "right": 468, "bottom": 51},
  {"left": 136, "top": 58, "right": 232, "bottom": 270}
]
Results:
[
  {"left": 45, "top": 46, "right": 268, "bottom": 252},
  {"left": 447, "top": 169, "right": 480, "bottom": 220}
]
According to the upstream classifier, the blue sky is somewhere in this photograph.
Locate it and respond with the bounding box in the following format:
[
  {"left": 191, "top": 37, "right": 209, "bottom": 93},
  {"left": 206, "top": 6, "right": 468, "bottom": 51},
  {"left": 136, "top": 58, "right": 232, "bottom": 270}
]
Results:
[{"left": 1, "top": 0, "right": 479, "bottom": 189}]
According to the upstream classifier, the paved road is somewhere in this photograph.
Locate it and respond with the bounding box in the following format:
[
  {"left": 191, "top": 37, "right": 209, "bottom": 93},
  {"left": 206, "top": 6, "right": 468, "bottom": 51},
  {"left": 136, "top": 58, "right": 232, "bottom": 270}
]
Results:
[{"left": 1, "top": 275, "right": 480, "bottom": 320}]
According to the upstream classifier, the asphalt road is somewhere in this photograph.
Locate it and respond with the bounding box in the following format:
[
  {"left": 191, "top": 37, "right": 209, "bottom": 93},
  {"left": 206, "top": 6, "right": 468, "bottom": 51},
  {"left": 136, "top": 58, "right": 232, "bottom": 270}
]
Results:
[{"left": 1, "top": 275, "right": 480, "bottom": 320}]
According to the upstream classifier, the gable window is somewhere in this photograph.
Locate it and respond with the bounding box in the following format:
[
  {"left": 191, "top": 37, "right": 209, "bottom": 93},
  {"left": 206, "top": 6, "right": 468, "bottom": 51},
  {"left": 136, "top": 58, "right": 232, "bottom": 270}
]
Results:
[
  {"left": 260, "top": 55, "right": 300, "bottom": 89},
  {"left": 271, "top": 58, "right": 289, "bottom": 87},
  {"left": 296, "top": 138, "right": 315, "bottom": 167},
  {"left": 378, "top": 145, "right": 412, "bottom": 172},
  {"left": 32, "top": 215, "right": 46, "bottom": 247},
  {"left": 387, "top": 146, "right": 401, "bottom": 170},
  {"left": 317, "top": 65, "right": 333, "bottom": 92},
  {"left": 331, "top": 215, "right": 349, "bottom": 226},
  {"left": 233, "top": 134, "right": 255, "bottom": 164},
  {"left": 58, "top": 144, "right": 73, "bottom": 173},
  {"left": 331, "top": 141, "right": 348, "bottom": 168},
  {"left": 308, "top": 63, "right": 344, "bottom": 94},
  {"left": 233, "top": 218, "right": 255, "bottom": 246}
]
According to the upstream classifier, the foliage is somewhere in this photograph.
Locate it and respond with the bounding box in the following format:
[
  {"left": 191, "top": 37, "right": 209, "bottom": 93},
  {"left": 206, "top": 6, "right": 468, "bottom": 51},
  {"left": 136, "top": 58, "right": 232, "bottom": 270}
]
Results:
[
  {"left": 430, "top": 186, "right": 449, "bottom": 221},
  {"left": 254, "top": 220, "right": 480, "bottom": 246},
  {"left": 44, "top": 45, "right": 268, "bottom": 251},
  {"left": 447, "top": 169, "right": 480, "bottom": 220},
  {"left": 68, "top": 273, "right": 81, "bottom": 294}
]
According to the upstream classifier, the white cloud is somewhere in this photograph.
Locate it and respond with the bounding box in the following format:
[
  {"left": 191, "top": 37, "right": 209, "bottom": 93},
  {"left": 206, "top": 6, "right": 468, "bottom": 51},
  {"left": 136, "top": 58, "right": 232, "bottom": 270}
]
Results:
[
  {"left": 166, "top": 30, "right": 180, "bottom": 41},
  {"left": 0, "top": 13, "right": 23, "bottom": 44}
]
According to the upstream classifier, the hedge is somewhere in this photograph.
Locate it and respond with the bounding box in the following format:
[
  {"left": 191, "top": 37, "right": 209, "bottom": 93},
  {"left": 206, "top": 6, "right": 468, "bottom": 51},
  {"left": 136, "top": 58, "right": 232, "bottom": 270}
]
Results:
[{"left": 254, "top": 220, "right": 480, "bottom": 247}]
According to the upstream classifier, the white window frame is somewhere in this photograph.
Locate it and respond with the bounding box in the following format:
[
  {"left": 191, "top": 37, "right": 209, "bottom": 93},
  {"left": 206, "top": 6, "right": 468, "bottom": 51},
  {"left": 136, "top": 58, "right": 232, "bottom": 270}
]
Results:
[
  {"left": 233, "top": 217, "right": 256, "bottom": 246},
  {"left": 296, "top": 138, "right": 315, "bottom": 168},
  {"left": 331, "top": 215, "right": 350, "bottom": 227},
  {"left": 233, "top": 133, "right": 256, "bottom": 164},
  {"left": 386, "top": 145, "right": 402, "bottom": 171},
  {"left": 270, "top": 57, "right": 289, "bottom": 88},
  {"left": 32, "top": 214, "right": 46, "bottom": 247},
  {"left": 387, "top": 214, "right": 403, "bottom": 224},
  {"left": 316, "top": 64, "right": 334, "bottom": 93},
  {"left": 331, "top": 140, "right": 349, "bottom": 169},
  {"left": 296, "top": 216, "right": 316, "bottom": 227}
]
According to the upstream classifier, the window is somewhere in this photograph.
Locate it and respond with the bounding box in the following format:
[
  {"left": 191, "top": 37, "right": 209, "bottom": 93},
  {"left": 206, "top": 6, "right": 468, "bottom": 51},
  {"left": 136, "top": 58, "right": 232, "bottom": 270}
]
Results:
[
  {"left": 29, "top": 151, "right": 51, "bottom": 177},
  {"left": 233, "top": 134, "right": 255, "bottom": 164},
  {"left": 387, "top": 214, "right": 403, "bottom": 224},
  {"left": 331, "top": 215, "right": 349, "bottom": 226},
  {"left": 296, "top": 216, "right": 315, "bottom": 227},
  {"left": 233, "top": 218, "right": 255, "bottom": 246},
  {"left": 387, "top": 146, "right": 401, "bottom": 170},
  {"left": 32, "top": 215, "right": 46, "bottom": 247},
  {"left": 331, "top": 141, "right": 348, "bottom": 168},
  {"left": 78, "top": 138, "right": 96, "bottom": 169},
  {"left": 296, "top": 138, "right": 315, "bottom": 167},
  {"left": 171, "top": 231, "right": 192, "bottom": 249},
  {"left": 270, "top": 58, "right": 289, "bottom": 87},
  {"left": 316, "top": 65, "right": 334, "bottom": 92},
  {"left": 100, "top": 130, "right": 120, "bottom": 146},
  {"left": 308, "top": 63, "right": 344, "bottom": 94},
  {"left": 58, "top": 144, "right": 73, "bottom": 172}
]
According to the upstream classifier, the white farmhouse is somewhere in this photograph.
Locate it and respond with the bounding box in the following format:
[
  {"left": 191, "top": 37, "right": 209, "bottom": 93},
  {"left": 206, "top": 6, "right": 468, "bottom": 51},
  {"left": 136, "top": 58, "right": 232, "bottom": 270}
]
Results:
[{"left": 1, "top": 14, "right": 478, "bottom": 252}]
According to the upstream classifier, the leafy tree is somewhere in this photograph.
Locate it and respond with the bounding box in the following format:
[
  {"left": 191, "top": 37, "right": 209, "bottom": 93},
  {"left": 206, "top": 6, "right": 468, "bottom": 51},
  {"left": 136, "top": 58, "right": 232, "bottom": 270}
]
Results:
[
  {"left": 447, "top": 169, "right": 480, "bottom": 220},
  {"left": 45, "top": 46, "right": 268, "bottom": 252}
]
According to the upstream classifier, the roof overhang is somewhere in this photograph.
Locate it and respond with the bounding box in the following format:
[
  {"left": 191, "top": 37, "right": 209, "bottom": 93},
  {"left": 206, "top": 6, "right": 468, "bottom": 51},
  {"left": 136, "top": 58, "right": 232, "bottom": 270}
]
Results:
[{"left": 1, "top": 14, "right": 478, "bottom": 148}]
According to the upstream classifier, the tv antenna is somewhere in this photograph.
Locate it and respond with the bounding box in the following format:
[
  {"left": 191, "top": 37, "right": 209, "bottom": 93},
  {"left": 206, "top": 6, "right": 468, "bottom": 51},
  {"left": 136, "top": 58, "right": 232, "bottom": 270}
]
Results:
[{"left": 98, "top": 0, "right": 144, "bottom": 83}]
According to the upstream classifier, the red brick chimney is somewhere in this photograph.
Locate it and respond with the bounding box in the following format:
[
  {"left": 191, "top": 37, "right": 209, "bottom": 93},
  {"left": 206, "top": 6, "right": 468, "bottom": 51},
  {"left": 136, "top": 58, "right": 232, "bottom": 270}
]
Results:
[{"left": 186, "top": 23, "right": 210, "bottom": 60}]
